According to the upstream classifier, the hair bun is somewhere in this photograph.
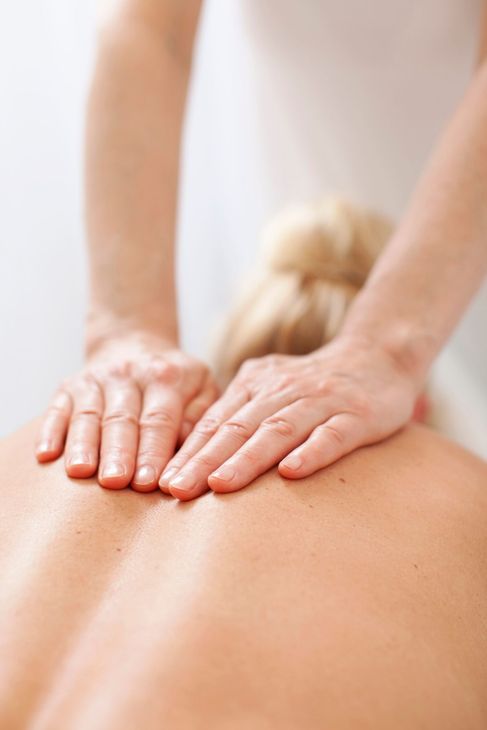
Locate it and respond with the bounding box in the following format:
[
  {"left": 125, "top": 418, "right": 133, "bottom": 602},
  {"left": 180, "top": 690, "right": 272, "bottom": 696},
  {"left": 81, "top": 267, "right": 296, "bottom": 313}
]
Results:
[{"left": 260, "top": 196, "right": 393, "bottom": 289}]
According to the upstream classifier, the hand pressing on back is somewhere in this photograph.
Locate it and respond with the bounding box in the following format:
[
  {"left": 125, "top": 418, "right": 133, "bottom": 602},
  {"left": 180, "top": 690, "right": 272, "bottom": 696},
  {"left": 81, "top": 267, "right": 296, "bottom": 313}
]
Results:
[
  {"left": 35, "top": 332, "right": 219, "bottom": 492},
  {"left": 159, "top": 335, "right": 421, "bottom": 501}
]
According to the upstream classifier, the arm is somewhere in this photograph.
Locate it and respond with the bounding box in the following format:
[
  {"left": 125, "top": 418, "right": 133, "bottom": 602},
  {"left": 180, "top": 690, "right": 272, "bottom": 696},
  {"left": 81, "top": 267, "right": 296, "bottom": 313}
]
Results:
[
  {"left": 159, "top": 13, "right": 487, "bottom": 500},
  {"left": 341, "top": 23, "right": 487, "bottom": 382},
  {"left": 85, "top": 0, "right": 202, "bottom": 352},
  {"left": 35, "top": 0, "right": 220, "bottom": 492}
]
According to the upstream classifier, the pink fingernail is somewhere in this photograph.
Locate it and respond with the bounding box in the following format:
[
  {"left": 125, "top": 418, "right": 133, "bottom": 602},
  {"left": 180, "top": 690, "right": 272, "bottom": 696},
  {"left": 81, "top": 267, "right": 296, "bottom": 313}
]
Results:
[
  {"left": 281, "top": 454, "right": 302, "bottom": 470},
  {"left": 101, "top": 462, "right": 125, "bottom": 479},
  {"left": 160, "top": 467, "right": 178, "bottom": 486},
  {"left": 68, "top": 453, "right": 92, "bottom": 467},
  {"left": 37, "top": 441, "right": 54, "bottom": 454},
  {"left": 210, "top": 464, "right": 235, "bottom": 482},
  {"left": 134, "top": 465, "right": 156, "bottom": 486},
  {"left": 168, "top": 472, "right": 197, "bottom": 493}
]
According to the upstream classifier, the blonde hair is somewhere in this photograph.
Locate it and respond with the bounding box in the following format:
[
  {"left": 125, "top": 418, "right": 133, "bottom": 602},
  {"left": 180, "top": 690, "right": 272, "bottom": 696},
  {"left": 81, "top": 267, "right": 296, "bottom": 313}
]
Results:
[{"left": 209, "top": 196, "right": 394, "bottom": 386}]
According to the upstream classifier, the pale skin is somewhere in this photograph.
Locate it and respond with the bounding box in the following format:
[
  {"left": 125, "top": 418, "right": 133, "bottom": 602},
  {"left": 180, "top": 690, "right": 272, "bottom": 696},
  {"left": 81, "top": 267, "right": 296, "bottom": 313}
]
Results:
[
  {"left": 36, "top": 0, "right": 487, "bottom": 499},
  {"left": 5, "top": 422, "right": 487, "bottom": 728},
  {"left": 36, "top": 1, "right": 217, "bottom": 492}
]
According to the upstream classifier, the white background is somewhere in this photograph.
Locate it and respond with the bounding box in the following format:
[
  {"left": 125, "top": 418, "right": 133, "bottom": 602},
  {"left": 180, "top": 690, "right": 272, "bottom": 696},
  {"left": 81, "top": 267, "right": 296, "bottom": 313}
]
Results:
[{"left": 0, "top": 1, "right": 98, "bottom": 436}]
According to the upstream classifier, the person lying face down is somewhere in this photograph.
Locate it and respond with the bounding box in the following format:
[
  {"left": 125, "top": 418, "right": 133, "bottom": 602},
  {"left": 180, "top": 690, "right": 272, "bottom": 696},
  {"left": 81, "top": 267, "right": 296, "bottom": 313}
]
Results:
[
  {"left": 1, "top": 196, "right": 486, "bottom": 728},
  {"left": 1, "top": 419, "right": 487, "bottom": 729},
  {"left": 209, "top": 195, "right": 430, "bottom": 420}
]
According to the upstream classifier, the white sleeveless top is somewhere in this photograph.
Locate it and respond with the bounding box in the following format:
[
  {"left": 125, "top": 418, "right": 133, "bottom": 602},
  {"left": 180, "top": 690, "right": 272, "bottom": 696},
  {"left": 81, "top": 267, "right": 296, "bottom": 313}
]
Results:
[{"left": 177, "top": 0, "right": 487, "bottom": 457}]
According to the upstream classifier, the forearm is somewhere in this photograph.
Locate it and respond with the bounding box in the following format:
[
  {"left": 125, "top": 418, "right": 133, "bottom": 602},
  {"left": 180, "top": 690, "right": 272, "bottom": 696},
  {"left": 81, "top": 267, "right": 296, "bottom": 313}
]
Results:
[
  {"left": 85, "top": 2, "right": 201, "bottom": 354},
  {"left": 341, "top": 60, "right": 487, "bottom": 384}
]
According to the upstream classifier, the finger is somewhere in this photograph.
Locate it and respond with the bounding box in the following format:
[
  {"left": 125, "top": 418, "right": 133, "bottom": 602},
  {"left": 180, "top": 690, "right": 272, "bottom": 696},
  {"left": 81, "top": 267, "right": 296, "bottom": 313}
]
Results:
[
  {"left": 163, "top": 390, "right": 299, "bottom": 501},
  {"left": 99, "top": 375, "right": 142, "bottom": 489},
  {"left": 134, "top": 358, "right": 211, "bottom": 491},
  {"left": 177, "top": 376, "right": 220, "bottom": 446},
  {"left": 158, "top": 383, "right": 249, "bottom": 493},
  {"left": 208, "top": 397, "right": 334, "bottom": 493},
  {"left": 64, "top": 376, "right": 104, "bottom": 478},
  {"left": 36, "top": 389, "right": 72, "bottom": 462},
  {"left": 132, "top": 381, "right": 184, "bottom": 493},
  {"left": 178, "top": 420, "right": 194, "bottom": 446},
  {"left": 278, "top": 412, "right": 367, "bottom": 479}
]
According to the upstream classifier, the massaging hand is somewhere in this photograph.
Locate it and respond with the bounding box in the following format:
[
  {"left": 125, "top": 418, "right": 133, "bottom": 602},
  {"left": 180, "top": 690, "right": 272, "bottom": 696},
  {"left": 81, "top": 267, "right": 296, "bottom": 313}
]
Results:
[
  {"left": 159, "top": 335, "right": 419, "bottom": 500},
  {"left": 35, "top": 333, "right": 219, "bottom": 491}
]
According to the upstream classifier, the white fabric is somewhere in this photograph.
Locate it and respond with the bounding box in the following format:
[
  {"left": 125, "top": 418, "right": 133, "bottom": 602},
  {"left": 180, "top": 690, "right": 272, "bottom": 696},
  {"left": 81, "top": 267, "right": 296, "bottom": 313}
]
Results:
[{"left": 177, "top": 0, "right": 487, "bottom": 458}]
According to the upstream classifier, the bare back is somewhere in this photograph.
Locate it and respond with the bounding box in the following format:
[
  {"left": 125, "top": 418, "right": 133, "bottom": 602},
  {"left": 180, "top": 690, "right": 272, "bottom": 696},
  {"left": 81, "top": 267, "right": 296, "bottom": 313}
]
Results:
[{"left": 1, "top": 421, "right": 486, "bottom": 729}]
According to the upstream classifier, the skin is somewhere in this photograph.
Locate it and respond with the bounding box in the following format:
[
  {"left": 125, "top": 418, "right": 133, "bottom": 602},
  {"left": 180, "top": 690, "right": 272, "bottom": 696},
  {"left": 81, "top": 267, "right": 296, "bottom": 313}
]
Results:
[
  {"left": 36, "top": 0, "right": 487, "bottom": 499},
  {"left": 162, "top": 10, "right": 487, "bottom": 500},
  {"left": 4, "top": 421, "right": 487, "bottom": 729},
  {"left": 35, "top": 0, "right": 217, "bottom": 492}
]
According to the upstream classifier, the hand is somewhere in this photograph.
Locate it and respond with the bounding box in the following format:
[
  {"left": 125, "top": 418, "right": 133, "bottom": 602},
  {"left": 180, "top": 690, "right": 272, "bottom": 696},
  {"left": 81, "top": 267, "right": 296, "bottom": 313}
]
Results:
[
  {"left": 159, "top": 335, "right": 420, "bottom": 500},
  {"left": 35, "top": 333, "right": 219, "bottom": 492}
]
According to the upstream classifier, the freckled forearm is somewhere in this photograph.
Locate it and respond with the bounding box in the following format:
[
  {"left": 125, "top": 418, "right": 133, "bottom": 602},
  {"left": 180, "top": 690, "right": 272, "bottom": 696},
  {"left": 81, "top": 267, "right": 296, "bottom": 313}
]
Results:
[{"left": 340, "top": 61, "right": 487, "bottom": 383}]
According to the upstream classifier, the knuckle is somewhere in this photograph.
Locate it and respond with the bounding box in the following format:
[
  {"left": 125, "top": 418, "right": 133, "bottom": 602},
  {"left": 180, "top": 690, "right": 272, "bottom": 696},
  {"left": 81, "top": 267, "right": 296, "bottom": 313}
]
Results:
[
  {"left": 261, "top": 416, "right": 295, "bottom": 439},
  {"left": 235, "top": 448, "right": 261, "bottom": 468},
  {"left": 139, "top": 409, "right": 177, "bottom": 430},
  {"left": 87, "top": 365, "right": 107, "bottom": 383},
  {"left": 100, "top": 447, "right": 127, "bottom": 462},
  {"left": 54, "top": 383, "right": 72, "bottom": 400},
  {"left": 190, "top": 453, "right": 217, "bottom": 470},
  {"left": 102, "top": 411, "right": 139, "bottom": 428},
  {"left": 66, "top": 437, "right": 92, "bottom": 451},
  {"left": 79, "top": 370, "right": 99, "bottom": 388},
  {"left": 46, "top": 402, "right": 69, "bottom": 418},
  {"left": 315, "top": 378, "right": 335, "bottom": 396},
  {"left": 303, "top": 440, "right": 324, "bottom": 460},
  {"left": 150, "top": 360, "right": 182, "bottom": 384},
  {"left": 273, "top": 374, "right": 295, "bottom": 392},
  {"left": 193, "top": 416, "right": 220, "bottom": 438},
  {"left": 263, "top": 353, "right": 285, "bottom": 368},
  {"left": 75, "top": 381, "right": 101, "bottom": 401},
  {"left": 71, "top": 408, "right": 102, "bottom": 424},
  {"left": 321, "top": 424, "right": 346, "bottom": 446},
  {"left": 102, "top": 374, "right": 130, "bottom": 391},
  {"left": 103, "top": 361, "right": 132, "bottom": 380},
  {"left": 238, "top": 358, "right": 259, "bottom": 376},
  {"left": 218, "top": 419, "right": 253, "bottom": 441},
  {"left": 136, "top": 446, "right": 163, "bottom": 460}
]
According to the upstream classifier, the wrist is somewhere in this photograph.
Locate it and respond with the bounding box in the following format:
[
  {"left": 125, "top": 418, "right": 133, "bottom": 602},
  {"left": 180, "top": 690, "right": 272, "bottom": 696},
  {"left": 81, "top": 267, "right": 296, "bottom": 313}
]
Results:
[
  {"left": 85, "top": 310, "right": 178, "bottom": 360},
  {"left": 338, "top": 323, "right": 436, "bottom": 387}
]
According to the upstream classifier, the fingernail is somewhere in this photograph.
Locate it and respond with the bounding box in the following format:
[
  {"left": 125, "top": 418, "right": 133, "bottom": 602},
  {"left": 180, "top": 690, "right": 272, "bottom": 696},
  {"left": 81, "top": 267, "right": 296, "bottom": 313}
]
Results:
[
  {"left": 68, "top": 452, "right": 92, "bottom": 467},
  {"left": 134, "top": 465, "right": 156, "bottom": 486},
  {"left": 37, "top": 441, "right": 54, "bottom": 454},
  {"left": 160, "top": 467, "right": 178, "bottom": 486},
  {"left": 101, "top": 462, "right": 125, "bottom": 479},
  {"left": 210, "top": 464, "right": 236, "bottom": 482},
  {"left": 168, "top": 471, "right": 197, "bottom": 493},
  {"left": 281, "top": 454, "right": 303, "bottom": 470}
]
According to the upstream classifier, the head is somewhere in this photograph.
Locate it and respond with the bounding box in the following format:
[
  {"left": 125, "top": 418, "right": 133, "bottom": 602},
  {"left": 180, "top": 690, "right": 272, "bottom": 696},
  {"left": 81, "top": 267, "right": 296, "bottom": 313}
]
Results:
[{"left": 209, "top": 196, "right": 394, "bottom": 387}]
